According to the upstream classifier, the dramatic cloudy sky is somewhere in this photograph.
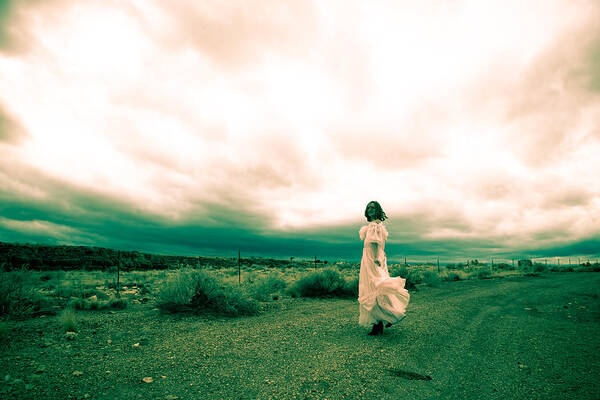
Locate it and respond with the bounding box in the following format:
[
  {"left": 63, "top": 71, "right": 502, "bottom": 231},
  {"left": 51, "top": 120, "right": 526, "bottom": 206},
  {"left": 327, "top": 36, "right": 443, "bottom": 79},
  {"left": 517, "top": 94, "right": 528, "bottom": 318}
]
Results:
[{"left": 1, "top": 0, "right": 599, "bottom": 261}]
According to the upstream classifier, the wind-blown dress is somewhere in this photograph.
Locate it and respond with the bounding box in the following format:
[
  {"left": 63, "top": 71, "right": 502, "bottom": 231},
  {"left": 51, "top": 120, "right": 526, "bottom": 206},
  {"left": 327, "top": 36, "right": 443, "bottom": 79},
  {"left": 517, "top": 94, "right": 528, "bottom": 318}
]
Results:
[{"left": 358, "top": 221, "right": 410, "bottom": 327}]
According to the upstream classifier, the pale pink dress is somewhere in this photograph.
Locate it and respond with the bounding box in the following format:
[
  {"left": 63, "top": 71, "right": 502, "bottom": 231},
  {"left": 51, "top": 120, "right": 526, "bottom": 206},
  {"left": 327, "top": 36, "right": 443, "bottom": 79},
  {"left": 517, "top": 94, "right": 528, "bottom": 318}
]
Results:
[{"left": 358, "top": 221, "right": 410, "bottom": 327}]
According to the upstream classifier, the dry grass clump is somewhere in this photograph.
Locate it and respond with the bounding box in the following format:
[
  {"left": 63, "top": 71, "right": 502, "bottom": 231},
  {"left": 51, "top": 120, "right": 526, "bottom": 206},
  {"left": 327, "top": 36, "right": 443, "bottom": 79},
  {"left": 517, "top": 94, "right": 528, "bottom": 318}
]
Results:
[
  {"left": 0, "top": 272, "right": 48, "bottom": 318},
  {"left": 157, "top": 269, "right": 260, "bottom": 316},
  {"left": 288, "top": 269, "right": 355, "bottom": 298},
  {"left": 442, "top": 271, "right": 466, "bottom": 281},
  {"left": 474, "top": 268, "right": 493, "bottom": 279},
  {"left": 247, "top": 277, "right": 287, "bottom": 301},
  {"left": 422, "top": 271, "right": 441, "bottom": 287},
  {"left": 58, "top": 307, "right": 78, "bottom": 332}
]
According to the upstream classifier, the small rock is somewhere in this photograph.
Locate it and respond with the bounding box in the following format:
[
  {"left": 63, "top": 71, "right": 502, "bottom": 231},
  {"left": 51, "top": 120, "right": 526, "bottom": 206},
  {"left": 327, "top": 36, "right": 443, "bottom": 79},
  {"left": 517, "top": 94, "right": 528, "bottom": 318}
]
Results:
[
  {"left": 107, "top": 339, "right": 112, "bottom": 344},
  {"left": 72, "top": 370, "right": 83, "bottom": 376},
  {"left": 132, "top": 343, "right": 140, "bottom": 348},
  {"left": 161, "top": 375, "right": 166, "bottom": 379},
  {"left": 89, "top": 295, "right": 97, "bottom": 302},
  {"left": 142, "top": 377, "right": 153, "bottom": 383}
]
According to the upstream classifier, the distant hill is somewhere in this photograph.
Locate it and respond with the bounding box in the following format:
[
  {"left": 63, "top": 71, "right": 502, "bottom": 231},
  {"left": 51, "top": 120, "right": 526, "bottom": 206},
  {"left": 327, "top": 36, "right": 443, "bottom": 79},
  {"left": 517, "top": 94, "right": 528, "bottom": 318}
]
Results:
[{"left": 0, "top": 241, "right": 309, "bottom": 271}]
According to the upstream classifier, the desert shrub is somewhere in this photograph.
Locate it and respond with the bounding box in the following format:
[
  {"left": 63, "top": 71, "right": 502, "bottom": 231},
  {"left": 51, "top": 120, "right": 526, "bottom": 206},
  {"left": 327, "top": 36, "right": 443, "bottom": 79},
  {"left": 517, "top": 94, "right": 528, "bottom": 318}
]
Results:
[
  {"left": 288, "top": 269, "right": 354, "bottom": 298},
  {"left": 69, "top": 296, "right": 127, "bottom": 311},
  {"left": 476, "top": 268, "right": 493, "bottom": 279},
  {"left": 422, "top": 271, "right": 441, "bottom": 287},
  {"left": 247, "top": 277, "right": 287, "bottom": 301},
  {"left": 94, "top": 290, "right": 110, "bottom": 300},
  {"left": 55, "top": 280, "right": 107, "bottom": 301},
  {"left": 40, "top": 273, "right": 53, "bottom": 281},
  {"left": 388, "top": 264, "right": 405, "bottom": 278},
  {"left": 157, "top": 269, "right": 260, "bottom": 316},
  {"left": 524, "top": 271, "right": 541, "bottom": 277},
  {"left": 58, "top": 308, "right": 78, "bottom": 332},
  {"left": 0, "top": 272, "right": 46, "bottom": 318},
  {"left": 574, "top": 263, "right": 600, "bottom": 272},
  {"left": 345, "top": 276, "right": 359, "bottom": 297},
  {"left": 443, "top": 272, "right": 464, "bottom": 281},
  {"left": 108, "top": 297, "right": 127, "bottom": 309},
  {"left": 69, "top": 298, "right": 86, "bottom": 310},
  {"left": 445, "top": 263, "right": 459, "bottom": 270},
  {"left": 533, "top": 263, "right": 547, "bottom": 273},
  {"left": 407, "top": 269, "right": 423, "bottom": 285},
  {"left": 335, "top": 262, "right": 359, "bottom": 271},
  {"left": 389, "top": 265, "right": 418, "bottom": 290},
  {"left": 225, "top": 268, "right": 240, "bottom": 276},
  {"left": 104, "top": 279, "right": 117, "bottom": 289},
  {"left": 54, "top": 281, "right": 78, "bottom": 298},
  {"left": 139, "top": 284, "right": 151, "bottom": 295},
  {"left": 156, "top": 270, "right": 196, "bottom": 310}
]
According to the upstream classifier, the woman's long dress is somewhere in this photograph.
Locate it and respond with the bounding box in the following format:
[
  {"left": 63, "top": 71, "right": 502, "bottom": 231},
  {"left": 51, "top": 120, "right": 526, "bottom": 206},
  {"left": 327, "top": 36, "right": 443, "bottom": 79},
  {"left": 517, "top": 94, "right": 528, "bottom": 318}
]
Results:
[{"left": 358, "top": 221, "right": 410, "bottom": 327}]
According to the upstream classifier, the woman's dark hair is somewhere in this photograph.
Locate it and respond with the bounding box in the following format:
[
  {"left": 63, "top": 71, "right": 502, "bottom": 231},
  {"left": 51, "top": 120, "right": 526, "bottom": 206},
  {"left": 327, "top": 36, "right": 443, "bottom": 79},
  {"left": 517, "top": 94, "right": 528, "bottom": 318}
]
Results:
[{"left": 364, "top": 201, "right": 387, "bottom": 222}]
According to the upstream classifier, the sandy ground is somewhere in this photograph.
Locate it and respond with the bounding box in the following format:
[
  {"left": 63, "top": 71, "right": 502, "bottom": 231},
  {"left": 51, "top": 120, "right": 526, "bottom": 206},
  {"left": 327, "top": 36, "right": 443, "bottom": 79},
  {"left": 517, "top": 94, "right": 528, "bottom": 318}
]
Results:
[{"left": 1, "top": 272, "right": 599, "bottom": 399}]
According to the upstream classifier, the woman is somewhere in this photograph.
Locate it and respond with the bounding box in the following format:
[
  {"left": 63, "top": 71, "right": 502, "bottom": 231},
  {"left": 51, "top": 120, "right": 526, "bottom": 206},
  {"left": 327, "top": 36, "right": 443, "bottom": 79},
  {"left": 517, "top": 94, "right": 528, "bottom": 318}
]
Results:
[{"left": 358, "top": 201, "right": 410, "bottom": 335}]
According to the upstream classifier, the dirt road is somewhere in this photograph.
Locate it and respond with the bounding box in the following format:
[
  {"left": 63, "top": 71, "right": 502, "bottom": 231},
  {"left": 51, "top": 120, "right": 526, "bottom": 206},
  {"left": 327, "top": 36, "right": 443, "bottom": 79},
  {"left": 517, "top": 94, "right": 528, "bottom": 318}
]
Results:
[{"left": 1, "top": 272, "right": 599, "bottom": 399}]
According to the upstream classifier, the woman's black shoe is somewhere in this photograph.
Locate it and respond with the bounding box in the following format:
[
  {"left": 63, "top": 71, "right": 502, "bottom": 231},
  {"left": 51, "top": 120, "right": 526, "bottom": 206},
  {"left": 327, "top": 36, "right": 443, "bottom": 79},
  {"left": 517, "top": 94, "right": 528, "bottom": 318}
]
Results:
[
  {"left": 368, "top": 326, "right": 377, "bottom": 335},
  {"left": 368, "top": 321, "right": 384, "bottom": 335},
  {"left": 368, "top": 323, "right": 379, "bottom": 335}
]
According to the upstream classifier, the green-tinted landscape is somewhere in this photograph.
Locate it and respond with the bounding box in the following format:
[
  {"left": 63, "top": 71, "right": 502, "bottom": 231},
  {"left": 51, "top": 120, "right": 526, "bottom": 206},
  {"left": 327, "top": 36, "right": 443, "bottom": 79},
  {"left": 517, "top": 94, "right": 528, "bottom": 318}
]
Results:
[{"left": 1, "top": 242, "right": 599, "bottom": 399}]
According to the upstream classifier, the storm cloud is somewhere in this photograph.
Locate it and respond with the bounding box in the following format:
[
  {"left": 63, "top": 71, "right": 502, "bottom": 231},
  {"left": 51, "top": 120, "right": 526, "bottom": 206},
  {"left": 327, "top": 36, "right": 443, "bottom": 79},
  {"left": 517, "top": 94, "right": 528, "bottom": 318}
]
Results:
[{"left": 0, "top": 0, "right": 599, "bottom": 261}]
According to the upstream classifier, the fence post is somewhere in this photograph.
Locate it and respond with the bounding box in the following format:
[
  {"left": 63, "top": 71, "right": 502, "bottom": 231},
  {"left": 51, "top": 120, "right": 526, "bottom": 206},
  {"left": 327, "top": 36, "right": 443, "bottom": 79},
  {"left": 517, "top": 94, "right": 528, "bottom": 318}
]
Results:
[{"left": 437, "top": 258, "right": 440, "bottom": 273}]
